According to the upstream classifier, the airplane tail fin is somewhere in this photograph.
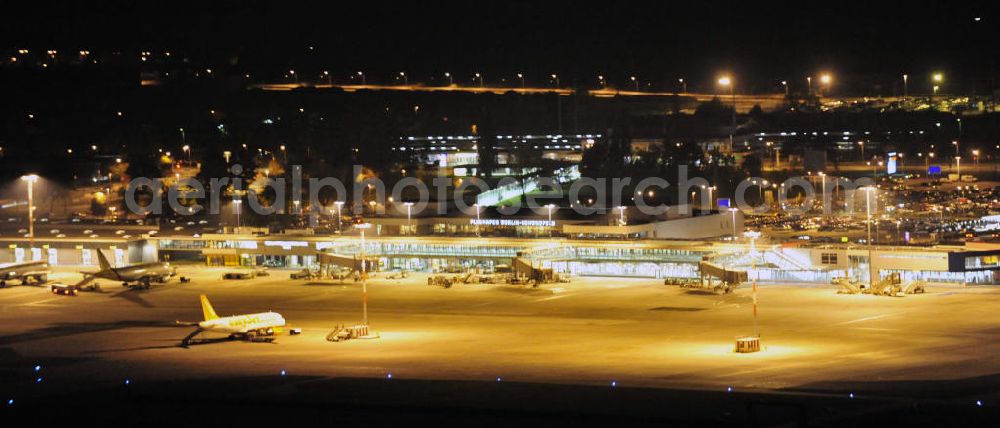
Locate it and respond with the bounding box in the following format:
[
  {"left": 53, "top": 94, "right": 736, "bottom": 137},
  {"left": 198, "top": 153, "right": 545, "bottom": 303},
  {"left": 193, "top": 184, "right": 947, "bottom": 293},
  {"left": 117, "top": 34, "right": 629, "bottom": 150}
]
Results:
[
  {"left": 96, "top": 250, "right": 112, "bottom": 271},
  {"left": 200, "top": 294, "right": 219, "bottom": 321}
]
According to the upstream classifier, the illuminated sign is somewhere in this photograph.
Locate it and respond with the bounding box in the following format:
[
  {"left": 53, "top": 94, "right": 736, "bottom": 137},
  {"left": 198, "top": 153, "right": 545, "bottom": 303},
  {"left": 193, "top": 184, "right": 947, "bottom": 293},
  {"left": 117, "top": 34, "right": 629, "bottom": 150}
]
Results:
[
  {"left": 717, "top": 198, "right": 731, "bottom": 208},
  {"left": 887, "top": 152, "right": 897, "bottom": 175},
  {"left": 928, "top": 165, "right": 941, "bottom": 175},
  {"left": 469, "top": 219, "right": 556, "bottom": 227}
]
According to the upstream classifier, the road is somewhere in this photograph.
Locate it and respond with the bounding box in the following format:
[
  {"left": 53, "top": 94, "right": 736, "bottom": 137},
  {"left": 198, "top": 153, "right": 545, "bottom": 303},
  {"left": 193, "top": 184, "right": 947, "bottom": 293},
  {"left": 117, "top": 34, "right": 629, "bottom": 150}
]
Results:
[{"left": 251, "top": 83, "right": 887, "bottom": 113}]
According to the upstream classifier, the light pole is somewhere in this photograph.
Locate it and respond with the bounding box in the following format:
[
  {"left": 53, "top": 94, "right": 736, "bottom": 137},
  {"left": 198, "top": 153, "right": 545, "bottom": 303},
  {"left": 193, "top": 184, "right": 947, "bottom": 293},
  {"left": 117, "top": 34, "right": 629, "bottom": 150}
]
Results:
[
  {"left": 973, "top": 149, "right": 980, "bottom": 171},
  {"left": 404, "top": 202, "right": 413, "bottom": 234},
  {"left": 474, "top": 203, "right": 481, "bottom": 236},
  {"left": 630, "top": 75, "right": 638, "bottom": 91},
  {"left": 179, "top": 128, "right": 186, "bottom": 148},
  {"left": 679, "top": 78, "right": 687, "bottom": 93},
  {"left": 399, "top": 71, "right": 407, "bottom": 85},
  {"left": 334, "top": 201, "right": 344, "bottom": 233},
  {"left": 863, "top": 187, "right": 876, "bottom": 286},
  {"left": 517, "top": 73, "right": 524, "bottom": 88},
  {"left": 323, "top": 70, "right": 331, "bottom": 85},
  {"left": 445, "top": 72, "right": 452, "bottom": 86},
  {"left": 182, "top": 144, "right": 191, "bottom": 163},
  {"left": 718, "top": 76, "right": 735, "bottom": 147},
  {"left": 233, "top": 199, "right": 242, "bottom": 234},
  {"left": 744, "top": 230, "right": 760, "bottom": 337},
  {"left": 475, "top": 73, "right": 483, "bottom": 87},
  {"left": 289, "top": 69, "right": 297, "bottom": 83},
  {"left": 21, "top": 174, "right": 37, "bottom": 247},
  {"left": 730, "top": 208, "right": 739, "bottom": 238},
  {"left": 956, "top": 156, "right": 962, "bottom": 177},
  {"left": 858, "top": 141, "right": 865, "bottom": 162},
  {"left": 551, "top": 74, "right": 559, "bottom": 89},
  {"left": 355, "top": 222, "right": 372, "bottom": 326},
  {"left": 806, "top": 76, "right": 812, "bottom": 95},
  {"left": 818, "top": 172, "right": 827, "bottom": 214},
  {"left": 357, "top": 71, "right": 365, "bottom": 85},
  {"left": 781, "top": 80, "right": 788, "bottom": 97},
  {"left": 819, "top": 73, "right": 832, "bottom": 97},
  {"left": 902, "top": 74, "right": 908, "bottom": 100},
  {"left": 598, "top": 75, "right": 607, "bottom": 89}
]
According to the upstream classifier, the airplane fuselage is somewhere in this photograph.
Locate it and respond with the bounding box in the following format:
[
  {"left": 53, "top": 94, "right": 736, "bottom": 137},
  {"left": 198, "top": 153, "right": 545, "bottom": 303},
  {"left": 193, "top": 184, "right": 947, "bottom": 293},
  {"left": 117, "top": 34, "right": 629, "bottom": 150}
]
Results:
[
  {"left": 199, "top": 312, "right": 286, "bottom": 335},
  {"left": 93, "top": 262, "right": 176, "bottom": 285},
  {"left": 0, "top": 260, "right": 51, "bottom": 286}
]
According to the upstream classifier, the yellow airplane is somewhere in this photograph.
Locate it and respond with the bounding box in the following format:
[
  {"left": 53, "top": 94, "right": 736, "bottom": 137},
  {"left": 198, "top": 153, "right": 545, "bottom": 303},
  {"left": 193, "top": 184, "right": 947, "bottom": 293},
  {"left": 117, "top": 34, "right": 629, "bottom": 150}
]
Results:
[{"left": 178, "top": 295, "right": 295, "bottom": 347}]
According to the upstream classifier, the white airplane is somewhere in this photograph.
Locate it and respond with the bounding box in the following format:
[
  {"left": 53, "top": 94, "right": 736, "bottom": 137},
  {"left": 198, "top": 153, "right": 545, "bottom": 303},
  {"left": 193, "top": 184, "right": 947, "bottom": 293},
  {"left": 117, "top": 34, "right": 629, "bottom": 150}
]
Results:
[
  {"left": 79, "top": 250, "right": 176, "bottom": 289},
  {"left": 0, "top": 260, "right": 51, "bottom": 288},
  {"left": 178, "top": 294, "right": 293, "bottom": 347}
]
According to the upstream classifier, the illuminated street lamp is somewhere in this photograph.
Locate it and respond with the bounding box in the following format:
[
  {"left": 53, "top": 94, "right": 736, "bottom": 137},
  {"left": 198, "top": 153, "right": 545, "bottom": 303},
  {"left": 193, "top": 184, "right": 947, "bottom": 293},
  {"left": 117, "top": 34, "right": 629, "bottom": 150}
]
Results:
[
  {"left": 182, "top": 144, "right": 191, "bottom": 162},
  {"left": 398, "top": 71, "right": 407, "bottom": 85},
  {"left": 729, "top": 207, "right": 739, "bottom": 238},
  {"left": 232, "top": 199, "right": 242, "bottom": 233},
  {"left": 781, "top": 80, "right": 788, "bottom": 96},
  {"left": 444, "top": 72, "right": 453, "bottom": 86},
  {"left": 744, "top": 230, "right": 761, "bottom": 337},
  {"left": 357, "top": 71, "right": 365, "bottom": 85},
  {"left": 355, "top": 222, "right": 372, "bottom": 326},
  {"left": 21, "top": 174, "right": 38, "bottom": 246},
  {"left": 630, "top": 75, "right": 638, "bottom": 91},
  {"left": 517, "top": 73, "right": 524, "bottom": 88},
  {"left": 322, "top": 70, "right": 331, "bottom": 85},
  {"left": 955, "top": 156, "right": 962, "bottom": 177},
  {"left": 717, "top": 75, "right": 736, "bottom": 146},
  {"left": 334, "top": 201, "right": 344, "bottom": 233},
  {"left": 598, "top": 74, "right": 607, "bottom": 89},
  {"left": 403, "top": 202, "right": 414, "bottom": 231},
  {"left": 474, "top": 73, "right": 483, "bottom": 87},
  {"left": 550, "top": 74, "right": 559, "bottom": 89},
  {"left": 862, "top": 186, "right": 877, "bottom": 286},
  {"left": 857, "top": 141, "right": 865, "bottom": 161},
  {"left": 972, "top": 149, "right": 980, "bottom": 171},
  {"left": 819, "top": 73, "right": 832, "bottom": 96},
  {"left": 678, "top": 78, "right": 687, "bottom": 93},
  {"left": 289, "top": 69, "right": 297, "bottom": 83},
  {"left": 902, "top": 74, "right": 908, "bottom": 100},
  {"left": 806, "top": 76, "right": 812, "bottom": 95},
  {"left": 473, "top": 203, "right": 481, "bottom": 236},
  {"left": 818, "top": 172, "right": 827, "bottom": 214}
]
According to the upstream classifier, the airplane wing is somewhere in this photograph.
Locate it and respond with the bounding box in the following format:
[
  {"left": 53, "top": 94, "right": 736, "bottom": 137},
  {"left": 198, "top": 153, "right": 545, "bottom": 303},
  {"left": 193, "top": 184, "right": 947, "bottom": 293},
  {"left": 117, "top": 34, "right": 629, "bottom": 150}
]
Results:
[{"left": 73, "top": 276, "right": 97, "bottom": 288}]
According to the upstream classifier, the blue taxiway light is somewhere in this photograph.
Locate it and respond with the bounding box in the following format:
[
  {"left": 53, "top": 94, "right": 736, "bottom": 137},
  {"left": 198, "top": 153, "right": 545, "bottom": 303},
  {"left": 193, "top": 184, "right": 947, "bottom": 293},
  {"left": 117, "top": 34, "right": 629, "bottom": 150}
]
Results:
[
  {"left": 34, "top": 365, "right": 41, "bottom": 372},
  {"left": 124, "top": 378, "right": 131, "bottom": 385}
]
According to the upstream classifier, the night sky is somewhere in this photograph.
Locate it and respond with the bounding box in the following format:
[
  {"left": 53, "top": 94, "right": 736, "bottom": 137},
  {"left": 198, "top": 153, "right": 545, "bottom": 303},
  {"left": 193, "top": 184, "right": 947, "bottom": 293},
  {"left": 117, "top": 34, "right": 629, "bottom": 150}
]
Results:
[{"left": 3, "top": 1, "right": 995, "bottom": 91}]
